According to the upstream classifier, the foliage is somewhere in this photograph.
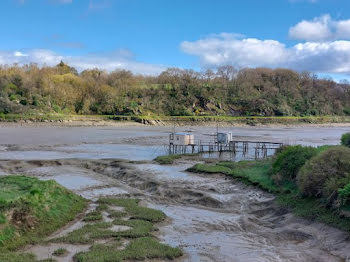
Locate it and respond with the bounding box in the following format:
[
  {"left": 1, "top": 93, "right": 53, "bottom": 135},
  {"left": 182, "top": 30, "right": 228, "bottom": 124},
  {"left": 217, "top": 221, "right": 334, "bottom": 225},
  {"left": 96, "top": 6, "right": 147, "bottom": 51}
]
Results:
[
  {"left": 338, "top": 183, "right": 350, "bottom": 206},
  {"left": 297, "top": 147, "right": 350, "bottom": 206},
  {"left": 0, "top": 64, "right": 349, "bottom": 117},
  {"left": 271, "top": 145, "right": 319, "bottom": 185},
  {"left": 341, "top": 133, "right": 350, "bottom": 147},
  {"left": 276, "top": 194, "right": 350, "bottom": 231}
]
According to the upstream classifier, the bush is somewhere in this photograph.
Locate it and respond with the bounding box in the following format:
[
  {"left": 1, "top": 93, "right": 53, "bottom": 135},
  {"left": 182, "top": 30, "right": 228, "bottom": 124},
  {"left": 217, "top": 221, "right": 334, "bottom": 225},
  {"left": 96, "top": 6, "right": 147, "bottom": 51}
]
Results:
[
  {"left": 271, "top": 145, "right": 318, "bottom": 184},
  {"left": 338, "top": 183, "right": 350, "bottom": 206},
  {"left": 341, "top": 133, "right": 350, "bottom": 148},
  {"left": 19, "top": 99, "right": 27, "bottom": 106},
  {"left": 297, "top": 146, "right": 350, "bottom": 206}
]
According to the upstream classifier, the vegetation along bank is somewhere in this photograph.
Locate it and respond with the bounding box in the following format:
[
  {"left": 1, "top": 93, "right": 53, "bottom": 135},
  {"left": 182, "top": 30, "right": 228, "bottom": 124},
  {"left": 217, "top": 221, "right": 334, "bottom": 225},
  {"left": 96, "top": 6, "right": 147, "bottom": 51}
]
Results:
[
  {"left": 0, "top": 176, "right": 182, "bottom": 262},
  {"left": 187, "top": 133, "right": 350, "bottom": 232},
  {"left": 1, "top": 62, "right": 350, "bottom": 120}
]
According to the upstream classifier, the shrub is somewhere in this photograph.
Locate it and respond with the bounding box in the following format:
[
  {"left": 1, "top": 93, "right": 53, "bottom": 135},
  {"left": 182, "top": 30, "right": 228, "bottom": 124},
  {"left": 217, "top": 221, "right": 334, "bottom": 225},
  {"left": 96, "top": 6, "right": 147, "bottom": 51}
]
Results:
[
  {"left": 297, "top": 146, "right": 350, "bottom": 206},
  {"left": 344, "top": 108, "right": 350, "bottom": 116},
  {"left": 271, "top": 145, "right": 318, "bottom": 184},
  {"left": 341, "top": 133, "right": 350, "bottom": 148},
  {"left": 0, "top": 213, "right": 6, "bottom": 224},
  {"left": 19, "top": 99, "right": 27, "bottom": 106},
  {"left": 338, "top": 183, "right": 350, "bottom": 206}
]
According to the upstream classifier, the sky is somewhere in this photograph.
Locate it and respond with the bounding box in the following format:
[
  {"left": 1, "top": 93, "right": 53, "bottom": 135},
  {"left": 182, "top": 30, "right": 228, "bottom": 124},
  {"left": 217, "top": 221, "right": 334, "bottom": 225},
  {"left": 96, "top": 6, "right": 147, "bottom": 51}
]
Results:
[{"left": 1, "top": 0, "right": 350, "bottom": 80}]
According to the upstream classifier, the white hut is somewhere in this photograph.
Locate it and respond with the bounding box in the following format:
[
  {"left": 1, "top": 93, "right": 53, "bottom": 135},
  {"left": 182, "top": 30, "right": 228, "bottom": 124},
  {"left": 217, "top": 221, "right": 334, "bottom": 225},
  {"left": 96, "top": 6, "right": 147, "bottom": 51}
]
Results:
[
  {"left": 217, "top": 132, "right": 233, "bottom": 144},
  {"left": 169, "top": 132, "right": 195, "bottom": 145}
]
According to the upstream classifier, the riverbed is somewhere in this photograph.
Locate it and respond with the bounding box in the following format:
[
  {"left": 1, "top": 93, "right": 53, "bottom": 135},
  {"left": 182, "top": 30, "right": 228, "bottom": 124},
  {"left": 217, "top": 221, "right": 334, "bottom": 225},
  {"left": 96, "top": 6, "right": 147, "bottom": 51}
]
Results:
[{"left": 0, "top": 125, "right": 350, "bottom": 262}]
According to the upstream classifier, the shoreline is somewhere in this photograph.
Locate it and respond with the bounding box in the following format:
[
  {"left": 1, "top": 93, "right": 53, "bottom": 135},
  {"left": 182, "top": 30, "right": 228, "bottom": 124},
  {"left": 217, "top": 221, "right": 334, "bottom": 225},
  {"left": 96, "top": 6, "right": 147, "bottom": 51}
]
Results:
[
  {"left": 1, "top": 119, "right": 350, "bottom": 128},
  {"left": 1, "top": 114, "right": 350, "bottom": 128}
]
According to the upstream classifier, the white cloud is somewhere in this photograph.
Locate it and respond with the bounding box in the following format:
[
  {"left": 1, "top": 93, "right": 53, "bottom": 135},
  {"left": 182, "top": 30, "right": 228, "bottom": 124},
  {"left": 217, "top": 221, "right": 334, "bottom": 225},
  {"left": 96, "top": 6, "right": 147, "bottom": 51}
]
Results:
[
  {"left": 181, "top": 35, "right": 288, "bottom": 68},
  {"left": 180, "top": 34, "right": 350, "bottom": 75},
  {"left": 289, "top": 14, "right": 350, "bottom": 41},
  {"left": 0, "top": 49, "right": 165, "bottom": 75},
  {"left": 13, "top": 51, "right": 28, "bottom": 57}
]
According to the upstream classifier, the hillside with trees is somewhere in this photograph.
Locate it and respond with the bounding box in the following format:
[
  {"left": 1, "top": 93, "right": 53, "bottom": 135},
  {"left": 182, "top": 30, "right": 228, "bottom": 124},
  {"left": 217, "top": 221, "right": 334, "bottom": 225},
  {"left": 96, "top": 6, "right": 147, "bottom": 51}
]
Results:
[{"left": 1, "top": 62, "right": 350, "bottom": 117}]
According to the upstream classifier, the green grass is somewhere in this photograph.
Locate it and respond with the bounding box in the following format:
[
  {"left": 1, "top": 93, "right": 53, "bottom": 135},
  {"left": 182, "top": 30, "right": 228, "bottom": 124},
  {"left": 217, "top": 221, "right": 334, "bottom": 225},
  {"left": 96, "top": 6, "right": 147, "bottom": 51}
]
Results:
[
  {"left": 97, "top": 198, "right": 166, "bottom": 223},
  {"left": 112, "top": 219, "right": 155, "bottom": 238},
  {"left": 0, "top": 176, "right": 87, "bottom": 251},
  {"left": 154, "top": 155, "right": 182, "bottom": 165},
  {"left": 83, "top": 210, "right": 103, "bottom": 222},
  {"left": 131, "top": 115, "right": 350, "bottom": 125},
  {"left": 2, "top": 113, "right": 350, "bottom": 126},
  {"left": 53, "top": 197, "right": 182, "bottom": 262},
  {"left": 108, "top": 210, "right": 127, "bottom": 218},
  {"left": 0, "top": 179, "right": 181, "bottom": 262},
  {"left": 74, "top": 237, "right": 183, "bottom": 262},
  {"left": 188, "top": 160, "right": 350, "bottom": 232},
  {"left": 52, "top": 222, "right": 117, "bottom": 244},
  {"left": 188, "top": 160, "right": 278, "bottom": 193},
  {"left": 0, "top": 113, "right": 113, "bottom": 122},
  {"left": 0, "top": 253, "right": 57, "bottom": 262},
  {"left": 52, "top": 248, "right": 67, "bottom": 257}
]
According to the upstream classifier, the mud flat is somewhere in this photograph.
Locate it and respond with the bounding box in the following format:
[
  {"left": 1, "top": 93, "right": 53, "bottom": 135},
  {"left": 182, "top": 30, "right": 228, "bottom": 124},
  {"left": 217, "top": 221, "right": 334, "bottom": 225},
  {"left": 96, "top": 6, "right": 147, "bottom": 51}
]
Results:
[{"left": 0, "top": 125, "right": 350, "bottom": 261}]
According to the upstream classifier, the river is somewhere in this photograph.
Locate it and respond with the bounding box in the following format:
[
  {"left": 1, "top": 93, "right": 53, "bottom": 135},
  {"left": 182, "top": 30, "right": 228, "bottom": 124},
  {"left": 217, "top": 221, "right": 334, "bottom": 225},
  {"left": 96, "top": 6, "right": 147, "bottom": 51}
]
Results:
[{"left": 0, "top": 125, "right": 349, "bottom": 262}]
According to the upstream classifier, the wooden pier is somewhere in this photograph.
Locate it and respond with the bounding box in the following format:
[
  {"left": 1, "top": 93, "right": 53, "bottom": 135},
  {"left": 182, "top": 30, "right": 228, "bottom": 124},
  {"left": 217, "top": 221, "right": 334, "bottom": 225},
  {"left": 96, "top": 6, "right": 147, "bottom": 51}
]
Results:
[{"left": 168, "top": 140, "right": 283, "bottom": 159}]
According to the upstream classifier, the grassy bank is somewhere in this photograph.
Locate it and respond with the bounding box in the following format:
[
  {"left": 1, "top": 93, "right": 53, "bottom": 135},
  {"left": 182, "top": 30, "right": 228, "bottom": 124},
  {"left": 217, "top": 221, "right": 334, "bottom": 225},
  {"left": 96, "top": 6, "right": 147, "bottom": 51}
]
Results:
[
  {"left": 1, "top": 113, "right": 350, "bottom": 126},
  {"left": 0, "top": 178, "right": 182, "bottom": 262},
  {"left": 130, "top": 115, "right": 350, "bottom": 125},
  {"left": 188, "top": 160, "right": 350, "bottom": 232},
  {"left": 0, "top": 113, "right": 113, "bottom": 122},
  {"left": 0, "top": 176, "right": 87, "bottom": 255}
]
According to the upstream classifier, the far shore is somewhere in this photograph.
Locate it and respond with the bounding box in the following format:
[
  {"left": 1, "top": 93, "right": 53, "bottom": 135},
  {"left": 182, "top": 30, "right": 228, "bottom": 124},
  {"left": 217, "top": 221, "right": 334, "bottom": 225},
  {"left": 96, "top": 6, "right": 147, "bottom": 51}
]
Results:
[{"left": 1, "top": 118, "right": 350, "bottom": 128}]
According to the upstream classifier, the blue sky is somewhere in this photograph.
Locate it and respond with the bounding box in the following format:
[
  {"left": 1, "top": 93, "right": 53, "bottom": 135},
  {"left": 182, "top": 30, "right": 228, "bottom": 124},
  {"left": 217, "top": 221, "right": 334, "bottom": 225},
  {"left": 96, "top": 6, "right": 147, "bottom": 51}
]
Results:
[{"left": 1, "top": 0, "right": 350, "bottom": 80}]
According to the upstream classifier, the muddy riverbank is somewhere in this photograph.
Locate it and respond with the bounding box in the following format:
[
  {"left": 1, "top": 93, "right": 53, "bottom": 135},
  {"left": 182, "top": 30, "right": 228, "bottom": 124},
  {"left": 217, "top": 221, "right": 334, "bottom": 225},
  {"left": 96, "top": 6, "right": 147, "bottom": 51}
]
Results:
[
  {"left": 0, "top": 125, "right": 350, "bottom": 261},
  {"left": 1, "top": 119, "right": 350, "bottom": 129}
]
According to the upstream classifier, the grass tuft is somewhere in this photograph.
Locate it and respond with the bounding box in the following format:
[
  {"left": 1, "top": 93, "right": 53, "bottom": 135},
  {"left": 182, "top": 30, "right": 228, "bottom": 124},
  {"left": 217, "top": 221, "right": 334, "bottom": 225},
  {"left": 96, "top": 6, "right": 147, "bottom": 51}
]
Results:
[
  {"left": 97, "top": 198, "right": 166, "bottom": 223},
  {"left": 83, "top": 211, "right": 103, "bottom": 222},
  {"left": 55, "top": 197, "right": 182, "bottom": 262},
  {"left": 154, "top": 155, "right": 181, "bottom": 165},
  {"left": 52, "top": 248, "right": 67, "bottom": 257},
  {"left": 74, "top": 237, "right": 183, "bottom": 262}
]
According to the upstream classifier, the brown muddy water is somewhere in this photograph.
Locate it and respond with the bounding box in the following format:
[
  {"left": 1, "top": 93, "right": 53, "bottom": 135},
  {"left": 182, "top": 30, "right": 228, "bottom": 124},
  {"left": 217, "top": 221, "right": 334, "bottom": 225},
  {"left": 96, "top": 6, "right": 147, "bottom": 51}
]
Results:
[{"left": 0, "top": 125, "right": 350, "bottom": 261}]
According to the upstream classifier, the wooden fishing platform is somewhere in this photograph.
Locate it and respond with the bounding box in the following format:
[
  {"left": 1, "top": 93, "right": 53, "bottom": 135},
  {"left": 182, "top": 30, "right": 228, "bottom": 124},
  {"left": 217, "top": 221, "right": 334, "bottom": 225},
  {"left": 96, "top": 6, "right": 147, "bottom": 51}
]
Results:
[{"left": 168, "top": 140, "right": 283, "bottom": 159}]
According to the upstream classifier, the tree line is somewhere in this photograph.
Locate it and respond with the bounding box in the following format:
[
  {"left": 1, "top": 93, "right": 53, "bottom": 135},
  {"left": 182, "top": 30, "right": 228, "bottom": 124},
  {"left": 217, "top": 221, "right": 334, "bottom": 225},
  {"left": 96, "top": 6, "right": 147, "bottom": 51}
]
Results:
[{"left": 0, "top": 62, "right": 349, "bottom": 117}]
